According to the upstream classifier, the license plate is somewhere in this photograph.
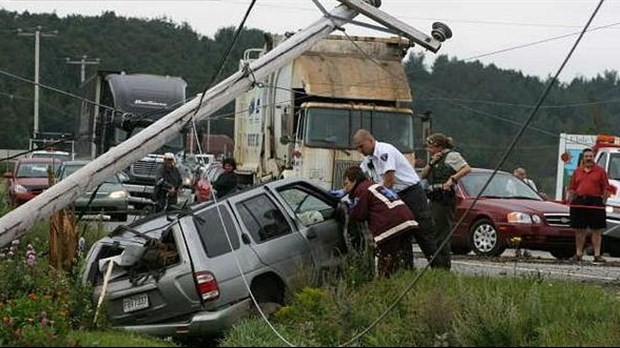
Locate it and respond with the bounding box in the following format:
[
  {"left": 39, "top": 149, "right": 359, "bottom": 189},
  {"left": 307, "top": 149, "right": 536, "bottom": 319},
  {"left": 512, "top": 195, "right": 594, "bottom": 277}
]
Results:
[{"left": 122, "top": 293, "right": 149, "bottom": 313}]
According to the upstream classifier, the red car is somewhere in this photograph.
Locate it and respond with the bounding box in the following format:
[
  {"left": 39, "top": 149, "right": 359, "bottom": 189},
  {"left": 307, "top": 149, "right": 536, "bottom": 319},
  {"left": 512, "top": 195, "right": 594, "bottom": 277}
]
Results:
[
  {"left": 449, "top": 168, "right": 576, "bottom": 259},
  {"left": 4, "top": 157, "right": 63, "bottom": 206}
]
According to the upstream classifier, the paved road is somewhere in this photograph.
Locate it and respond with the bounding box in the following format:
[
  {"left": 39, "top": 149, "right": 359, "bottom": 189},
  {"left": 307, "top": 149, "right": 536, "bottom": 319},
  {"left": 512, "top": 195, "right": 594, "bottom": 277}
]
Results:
[{"left": 414, "top": 246, "right": 620, "bottom": 284}]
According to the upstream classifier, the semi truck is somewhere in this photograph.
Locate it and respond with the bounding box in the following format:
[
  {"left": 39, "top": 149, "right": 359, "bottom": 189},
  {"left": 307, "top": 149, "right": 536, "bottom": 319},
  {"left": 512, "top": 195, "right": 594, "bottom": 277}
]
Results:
[
  {"left": 75, "top": 71, "right": 193, "bottom": 209},
  {"left": 555, "top": 133, "right": 620, "bottom": 250},
  {"left": 234, "top": 34, "right": 420, "bottom": 190}
]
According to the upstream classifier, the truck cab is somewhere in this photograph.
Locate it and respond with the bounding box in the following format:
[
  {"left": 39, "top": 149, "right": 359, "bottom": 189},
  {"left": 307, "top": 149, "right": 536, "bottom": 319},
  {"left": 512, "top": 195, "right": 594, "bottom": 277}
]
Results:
[
  {"left": 234, "top": 35, "right": 417, "bottom": 190},
  {"left": 592, "top": 136, "right": 620, "bottom": 239}
]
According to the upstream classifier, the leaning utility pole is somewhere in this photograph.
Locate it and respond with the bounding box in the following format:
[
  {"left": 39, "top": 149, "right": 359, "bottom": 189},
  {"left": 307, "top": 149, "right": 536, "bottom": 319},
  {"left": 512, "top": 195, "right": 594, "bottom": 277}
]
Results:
[
  {"left": 66, "top": 55, "right": 101, "bottom": 84},
  {"left": 17, "top": 26, "right": 58, "bottom": 138},
  {"left": 0, "top": 0, "right": 451, "bottom": 246}
]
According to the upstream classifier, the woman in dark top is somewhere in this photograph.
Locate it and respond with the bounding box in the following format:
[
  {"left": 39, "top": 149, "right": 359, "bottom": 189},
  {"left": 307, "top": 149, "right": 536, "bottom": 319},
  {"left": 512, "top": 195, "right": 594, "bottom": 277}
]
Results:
[{"left": 213, "top": 158, "right": 238, "bottom": 198}]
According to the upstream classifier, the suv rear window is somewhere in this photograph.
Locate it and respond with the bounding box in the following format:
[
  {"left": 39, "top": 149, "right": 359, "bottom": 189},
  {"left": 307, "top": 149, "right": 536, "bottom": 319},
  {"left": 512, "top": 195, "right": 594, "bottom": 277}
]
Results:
[{"left": 195, "top": 205, "right": 240, "bottom": 258}]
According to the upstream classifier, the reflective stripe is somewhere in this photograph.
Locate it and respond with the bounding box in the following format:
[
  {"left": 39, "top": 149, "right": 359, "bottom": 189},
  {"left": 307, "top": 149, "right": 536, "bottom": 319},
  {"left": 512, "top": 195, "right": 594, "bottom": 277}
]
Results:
[{"left": 374, "top": 220, "right": 418, "bottom": 244}]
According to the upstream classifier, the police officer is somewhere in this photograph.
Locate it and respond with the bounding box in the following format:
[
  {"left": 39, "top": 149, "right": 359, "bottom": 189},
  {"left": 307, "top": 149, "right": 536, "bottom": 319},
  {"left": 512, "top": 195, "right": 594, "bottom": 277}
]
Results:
[
  {"left": 353, "top": 129, "right": 439, "bottom": 269},
  {"left": 420, "top": 133, "right": 471, "bottom": 270}
]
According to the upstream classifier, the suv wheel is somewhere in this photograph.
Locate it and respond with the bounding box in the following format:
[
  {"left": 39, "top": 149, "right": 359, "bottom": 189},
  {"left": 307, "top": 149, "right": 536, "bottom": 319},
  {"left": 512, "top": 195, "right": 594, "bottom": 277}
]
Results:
[{"left": 251, "top": 276, "right": 285, "bottom": 316}]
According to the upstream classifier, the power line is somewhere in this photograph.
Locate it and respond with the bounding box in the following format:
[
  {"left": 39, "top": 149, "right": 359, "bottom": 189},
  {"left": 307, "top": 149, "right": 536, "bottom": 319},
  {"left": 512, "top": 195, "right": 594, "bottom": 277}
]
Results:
[{"left": 464, "top": 20, "right": 620, "bottom": 61}]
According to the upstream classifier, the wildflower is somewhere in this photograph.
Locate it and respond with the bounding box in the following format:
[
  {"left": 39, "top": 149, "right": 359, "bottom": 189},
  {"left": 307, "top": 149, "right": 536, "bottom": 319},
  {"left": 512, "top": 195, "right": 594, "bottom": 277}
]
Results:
[
  {"left": 78, "top": 237, "right": 86, "bottom": 254},
  {"left": 25, "top": 244, "right": 37, "bottom": 266},
  {"left": 40, "top": 312, "right": 49, "bottom": 327}
]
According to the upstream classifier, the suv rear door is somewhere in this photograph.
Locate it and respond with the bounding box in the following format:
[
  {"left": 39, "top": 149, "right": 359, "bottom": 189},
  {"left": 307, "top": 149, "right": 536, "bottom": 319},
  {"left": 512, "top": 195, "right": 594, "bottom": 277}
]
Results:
[{"left": 228, "top": 189, "right": 311, "bottom": 281}]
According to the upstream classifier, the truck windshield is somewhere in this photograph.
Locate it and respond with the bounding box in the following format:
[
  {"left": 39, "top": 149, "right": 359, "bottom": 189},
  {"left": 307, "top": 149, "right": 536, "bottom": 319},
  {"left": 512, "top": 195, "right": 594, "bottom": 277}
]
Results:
[
  {"left": 304, "top": 107, "right": 414, "bottom": 152},
  {"left": 609, "top": 153, "right": 620, "bottom": 180}
]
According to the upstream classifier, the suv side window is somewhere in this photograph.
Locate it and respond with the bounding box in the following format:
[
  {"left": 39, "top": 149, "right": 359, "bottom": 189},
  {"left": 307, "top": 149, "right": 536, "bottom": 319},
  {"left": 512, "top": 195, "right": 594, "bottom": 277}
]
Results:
[
  {"left": 237, "top": 194, "right": 292, "bottom": 242},
  {"left": 195, "top": 205, "right": 240, "bottom": 258},
  {"left": 278, "top": 187, "right": 334, "bottom": 226}
]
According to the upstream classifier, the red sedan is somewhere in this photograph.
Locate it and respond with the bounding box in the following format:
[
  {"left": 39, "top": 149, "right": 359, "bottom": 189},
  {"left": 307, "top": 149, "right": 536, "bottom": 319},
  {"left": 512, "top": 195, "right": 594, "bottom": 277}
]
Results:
[
  {"left": 449, "top": 168, "right": 576, "bottom": 259},
  {"left": 4, "top": 157, "right": 63, "bottom": 206}
]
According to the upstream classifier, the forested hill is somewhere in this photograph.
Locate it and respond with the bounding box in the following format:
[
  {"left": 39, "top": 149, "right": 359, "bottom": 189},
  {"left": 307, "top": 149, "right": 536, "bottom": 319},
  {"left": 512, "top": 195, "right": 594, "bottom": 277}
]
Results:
[{"left": 1, "top": 9, "right": 619, "bottom": 194}]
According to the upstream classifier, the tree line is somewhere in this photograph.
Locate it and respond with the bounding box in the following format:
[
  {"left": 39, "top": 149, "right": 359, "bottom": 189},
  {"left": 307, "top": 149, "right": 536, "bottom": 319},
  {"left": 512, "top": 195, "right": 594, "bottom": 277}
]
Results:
[{"left": 1, "top": 9, "right": 618, "bottom": 194}]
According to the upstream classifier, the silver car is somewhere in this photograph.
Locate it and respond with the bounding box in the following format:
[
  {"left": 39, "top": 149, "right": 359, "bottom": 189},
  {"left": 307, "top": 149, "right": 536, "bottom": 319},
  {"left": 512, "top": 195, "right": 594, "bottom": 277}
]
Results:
[
  {"left": 58, "top": 160, "right": 130, "bottom": 221},
  {"left": 82, "top": 178, "right": 346, "bottom": 337}
]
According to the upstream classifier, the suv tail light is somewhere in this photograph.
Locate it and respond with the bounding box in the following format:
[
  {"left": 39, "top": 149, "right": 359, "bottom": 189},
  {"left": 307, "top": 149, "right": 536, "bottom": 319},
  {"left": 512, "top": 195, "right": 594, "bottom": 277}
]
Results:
[{"left": 195, "top": 271, "right": 220, "bottom": 302}]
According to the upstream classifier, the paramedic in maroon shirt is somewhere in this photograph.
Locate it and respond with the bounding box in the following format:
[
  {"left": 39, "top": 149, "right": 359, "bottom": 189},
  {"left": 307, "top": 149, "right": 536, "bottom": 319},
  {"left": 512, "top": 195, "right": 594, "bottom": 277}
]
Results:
[
  {"left": 568, "top": 148, "right": 611, "bottom": 262},
  {"left": 343, "top": 166, "right": 418, "bottom": 277}
]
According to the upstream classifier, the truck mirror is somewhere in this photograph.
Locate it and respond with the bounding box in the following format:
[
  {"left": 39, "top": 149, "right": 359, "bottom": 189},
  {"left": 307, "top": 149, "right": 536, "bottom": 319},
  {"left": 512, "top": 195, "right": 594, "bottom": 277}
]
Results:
[{"left": 3, "top": 172, "right": 12, "bottom": 179}]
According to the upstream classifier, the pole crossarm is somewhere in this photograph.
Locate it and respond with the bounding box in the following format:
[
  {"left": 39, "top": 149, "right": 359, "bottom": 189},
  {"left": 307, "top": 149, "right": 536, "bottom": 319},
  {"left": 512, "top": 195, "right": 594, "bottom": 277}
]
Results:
[{"left": 335, "top": 0, "right": 443, "bottom": 52}]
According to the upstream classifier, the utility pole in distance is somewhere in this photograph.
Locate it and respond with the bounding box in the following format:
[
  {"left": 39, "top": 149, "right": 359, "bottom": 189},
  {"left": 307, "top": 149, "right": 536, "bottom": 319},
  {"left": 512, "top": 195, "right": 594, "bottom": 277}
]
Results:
[
  {"left": 66, "top": 55, "right": 100, "bottom": 84},
  {"left": 17, "top": 26, "right": 58, "bottom": 138}
]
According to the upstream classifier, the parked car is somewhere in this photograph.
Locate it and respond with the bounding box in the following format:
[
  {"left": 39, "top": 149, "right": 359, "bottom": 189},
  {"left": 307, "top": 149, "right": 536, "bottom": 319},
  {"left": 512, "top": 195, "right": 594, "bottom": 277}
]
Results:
[
  {"left": 449, "top": 168, "right": 577, "bottom": 259},
  {"left": 193, "top": 161, "right": 225, "bottom": 202},
  {"left": 82, "top": 178, "right": 347, "bottom": 338},
  {"left": 30, "top": 149, "right": 73, "bottom": 162},
  {"left": 58, "top": 160, "right": 130, "bottom": 221},
  {"left": 3, "top": 157, "right": 63, "bottom": 206}
]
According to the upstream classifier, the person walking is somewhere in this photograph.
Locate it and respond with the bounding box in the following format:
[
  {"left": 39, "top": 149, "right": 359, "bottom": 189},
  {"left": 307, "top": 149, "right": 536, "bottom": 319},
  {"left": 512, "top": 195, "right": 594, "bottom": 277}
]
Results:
[
  {"left": 568, "top": 148, "right": 611, "bottom": 263},
  {"left": 420, "top": 133, "right": 471, "bottom": 270},
  {"left": 154, "top": 152, "right": 183, "bottom": 210},
  {"left": 342, "top": 166, "right": 418, "bottom": 277},
  {"left": 353, "top": 129, "right": 438, "bottom": 269},
  {"left": 213, "top": 157, "right": 238, "bottom": 198}
]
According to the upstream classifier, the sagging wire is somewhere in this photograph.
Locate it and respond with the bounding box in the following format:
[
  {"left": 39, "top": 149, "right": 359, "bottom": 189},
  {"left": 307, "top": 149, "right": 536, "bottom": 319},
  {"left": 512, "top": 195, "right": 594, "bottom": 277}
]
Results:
[
  {"left": 331, "top": 0, "right": 606, "bottom": 345},
  {"left": 185, "top": 0, "right": 298, "bottom": 346}
]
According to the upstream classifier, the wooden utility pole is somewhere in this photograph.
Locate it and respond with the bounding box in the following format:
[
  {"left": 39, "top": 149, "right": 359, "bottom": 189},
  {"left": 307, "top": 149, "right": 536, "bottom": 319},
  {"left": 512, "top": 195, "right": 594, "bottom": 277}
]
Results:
[
  {"left": 17, "top": 26, "right": 58, "bottom": 138},
  {"left": 0, "top": 0, "right": 449, "bottom": 246}
]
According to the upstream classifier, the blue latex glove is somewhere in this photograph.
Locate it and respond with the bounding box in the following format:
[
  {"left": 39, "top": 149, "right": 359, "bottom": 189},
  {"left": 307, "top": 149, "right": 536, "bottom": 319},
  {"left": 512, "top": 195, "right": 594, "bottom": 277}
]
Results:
[{"left": 328, "top": 189, "right": 346, "bottom": 198}]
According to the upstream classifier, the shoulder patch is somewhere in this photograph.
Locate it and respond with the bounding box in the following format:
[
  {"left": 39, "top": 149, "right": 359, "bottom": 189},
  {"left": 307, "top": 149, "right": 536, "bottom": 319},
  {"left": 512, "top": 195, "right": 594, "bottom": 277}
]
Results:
[{"left": 380, "top": 153, "right": 388, "bottom": 161}]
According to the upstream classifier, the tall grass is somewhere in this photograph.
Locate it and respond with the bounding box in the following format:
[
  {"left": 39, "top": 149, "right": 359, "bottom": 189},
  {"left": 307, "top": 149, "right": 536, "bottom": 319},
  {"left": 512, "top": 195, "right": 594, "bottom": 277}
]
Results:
[{"left": 221, "top": 270, "right": 620, "bottom": 347}]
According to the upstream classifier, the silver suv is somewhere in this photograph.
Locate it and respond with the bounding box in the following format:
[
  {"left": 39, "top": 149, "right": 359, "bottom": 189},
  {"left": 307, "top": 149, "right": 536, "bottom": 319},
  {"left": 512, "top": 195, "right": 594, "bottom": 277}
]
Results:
[{"left": 82, "top": 178, "right": 346, "bottom": 337}]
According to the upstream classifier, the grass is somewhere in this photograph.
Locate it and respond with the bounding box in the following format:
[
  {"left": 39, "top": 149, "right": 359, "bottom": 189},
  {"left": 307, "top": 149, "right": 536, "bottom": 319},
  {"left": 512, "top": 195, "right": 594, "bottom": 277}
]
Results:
[
  {"left": 220, "top": 270, "right": 620, "bottom": 347},
  {"left": 3, "top": 176, "right": 620, "bottom": 346},
  {"left": 69, "top": 330, "right": 178, "bottom": 347}
]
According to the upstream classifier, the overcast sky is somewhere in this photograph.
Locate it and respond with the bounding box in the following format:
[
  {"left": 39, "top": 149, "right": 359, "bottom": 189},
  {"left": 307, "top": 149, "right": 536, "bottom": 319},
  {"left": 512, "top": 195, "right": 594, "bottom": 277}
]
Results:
[{"left": 2, "top": 0, "right": 619, "bottom": 82}]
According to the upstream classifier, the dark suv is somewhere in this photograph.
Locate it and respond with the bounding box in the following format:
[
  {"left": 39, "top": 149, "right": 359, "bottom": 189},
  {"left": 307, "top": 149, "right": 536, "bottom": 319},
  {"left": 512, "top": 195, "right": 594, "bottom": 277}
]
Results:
[{"left": 82, "top": 178, "right": 346, "bottom": 337}]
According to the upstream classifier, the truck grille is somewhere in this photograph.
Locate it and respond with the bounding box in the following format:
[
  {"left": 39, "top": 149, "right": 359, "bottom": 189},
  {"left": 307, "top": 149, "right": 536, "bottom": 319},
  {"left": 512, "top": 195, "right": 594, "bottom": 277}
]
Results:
[
  {"left": 131, "top": 160, "right": 160, "bottom": 178},
  {"left": 544, "top": 213, "right": 571, "bottom": 227},
  {"left": 333, "top": 160, "right": 359, "bottom": 190}
]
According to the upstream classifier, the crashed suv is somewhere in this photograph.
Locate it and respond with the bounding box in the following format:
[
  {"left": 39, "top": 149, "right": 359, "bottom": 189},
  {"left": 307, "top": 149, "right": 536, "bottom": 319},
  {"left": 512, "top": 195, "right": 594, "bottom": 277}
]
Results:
[{"left": 82, "top": 178, "right": 347, "bottom": 337}]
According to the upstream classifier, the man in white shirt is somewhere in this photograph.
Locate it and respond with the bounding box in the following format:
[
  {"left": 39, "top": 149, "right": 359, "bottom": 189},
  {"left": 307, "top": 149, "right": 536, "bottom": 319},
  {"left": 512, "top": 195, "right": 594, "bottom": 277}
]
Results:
[{"left": 353, "top": 129, "right": 439, "bottom": 269}]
